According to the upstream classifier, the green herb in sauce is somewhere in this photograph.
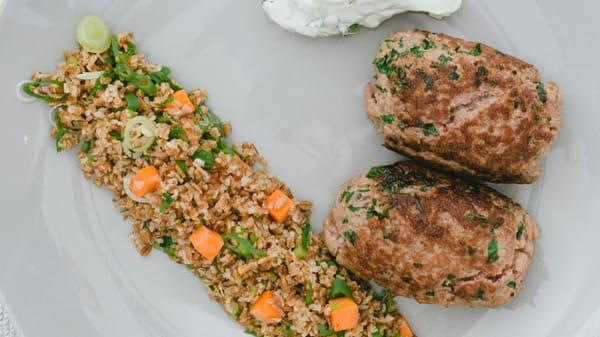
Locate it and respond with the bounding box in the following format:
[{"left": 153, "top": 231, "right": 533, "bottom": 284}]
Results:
[
  {"left": 536, "top": 82, "right": 548, "bottom": 103},
  {"left": 487, "top": 237, "right": 499, "bottom": 263},
  {"left": 438, "top": 54, "right": 452, "bottom": 66},
  {"left": 516, "top": 223, "right": 525, "bottom": 240},
  {"left": 380, "top": 114, "right": 395, "bottom": 124},
  {"left": 343, "top": 230, "right": 357, "bottom": 245}
]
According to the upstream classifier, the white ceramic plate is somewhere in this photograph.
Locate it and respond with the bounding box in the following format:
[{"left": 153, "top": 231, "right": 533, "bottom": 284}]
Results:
[{"left": 1, "top": 0, "right": 599, "bottom": 336}]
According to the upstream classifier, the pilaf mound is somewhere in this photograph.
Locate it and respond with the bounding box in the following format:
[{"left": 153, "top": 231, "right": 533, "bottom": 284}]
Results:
[{"left": 25, "top": 31, "right": 414, "bottom": 337}]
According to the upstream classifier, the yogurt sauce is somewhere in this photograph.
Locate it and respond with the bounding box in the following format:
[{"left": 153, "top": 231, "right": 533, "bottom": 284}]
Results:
[{"left": 262, "top": 0, "right": 462, "bottom": 37}]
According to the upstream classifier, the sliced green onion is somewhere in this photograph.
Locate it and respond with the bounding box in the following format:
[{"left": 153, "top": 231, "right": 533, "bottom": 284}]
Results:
[
  {"left": 16, "top": 80, "right": 36, "bottom": 102},
  {"left": 76, "top": 15, "right": 111, "bottom": 54},
  {"left": 124, "top": 93, "right": 140, "bottom": 111},
  {"left": 22, "top": 80, "right": 67, "bottom": 102},
  {"left": 54, "top": 112, "right": 67, "bottom": 153},
  {"left": 168, "top": 126, "right": 188, "bottom": 141},
  {"left": 122, "top": 116, "right": 157, "bottom": 158},
  {"left": 159, "top": 192, "right": 173, "bottom": 213},
  {"left": 330, "top": 277, "right": 353, "bottom": 299},
  {"left": 294, "top": 223, "right": 311, "bottom": 259},
  {"left": 191, "top": 149, "right": 215, "bottom": 169},
  {"left": 149, "top": 66, "right": 181, "bottom": 90},
  {"left": 111, "top": 35, "right": 137, "bottom": 63},
  {"left": 222, "top": 233, "right": 266, "bottom": 260},
  {"left": 176, "top": 160, "right": 188, "bottom": 174},
  {"left": 115, "top": 62, "right": 135, "bottom": 81},
  {"left": 66, "top": 56, "right": 79, "bottom": 65},
  {"left": 304, "top": 281, "right": 313, "bottom": 305},
  {"left": 108, "top": 130, "right": 122, "bottom": 140},
  {"left": 131, "top": 74, "right": 157, "bottom": 96},
  {"left": 76, "top": 71, "right": 104, "bottom": 81},
  {"left": 81, "top": 140, "right": 91, "bottom": 153}
]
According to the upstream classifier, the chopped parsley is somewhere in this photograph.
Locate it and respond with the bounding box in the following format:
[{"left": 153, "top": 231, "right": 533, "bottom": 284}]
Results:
[
  {"left": 476, "top": 66, "right": 488, "bottom": 77},
  {"left": 343, "top": 230, "right": 357, "bottom": 245},
  {"left": 468, "top": 43, "right": 482, "bottom": 56},
  {"left": 380, "top": 114, "right": 395, "bottom": 124},
  {"left": 410, "top": 46, "right": 424, "bottom": 57},
  {"left": 516, "top": 223, "right": 525, "bottom": 240},
  {"left": 81, "top": 140, "right": 91, "bottom": 153},
  {"left": 487, "top": 237, "right": 499, "bottom": 263},
  {"left": 401, "top": 276, "right": 412, "bottom": 283},
  {"left": 347, "top": 205, "right": 360, "bottom": 212},
  {"left": 421, "top": 123, "right": 439, "bottom": 137},
  {"left": 535, "top": 82, "right": 548, "bottom": 103},
  {"left": 438, "top": 54, "right": 452, "bottom": 66},
  {"left": 421, "top": 38, "right": 436, "bottom": 50},
  {"left": 341, "top": 191, "right": 354, "bottom": 203},
  {"left": 425, "top": 290, "right": 435, "bottom": 296},
  {"left": 513, "top": 98, "right": 522, "bottom": 109},
  {"left": 473, "top": 288, "right": 485, "bottom": 300},
  {"left": 507, "top": 281, "right": 516, "bottom": 289},
  {"left": 448, "top": 71, "right": 460, "bottom": 80},
  {"left": 342, "top": 217, "right": 349, "bottom": 224},
  {"left": 159, "top": 192, "right": 173, "bottom": 213},
  {"left": 108, "top": 129, "right": 122, "bottom": 141},
  {"left": 416, "top": 68, "right": 434, "bottom": 91},
  {"left": 382, "top": 229, "right": 391, "bottom": 239}
]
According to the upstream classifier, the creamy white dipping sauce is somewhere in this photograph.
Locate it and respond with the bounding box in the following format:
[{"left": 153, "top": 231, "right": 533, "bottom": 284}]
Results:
[{"left": 262, "top": 0, "right": 462, "bottom": 37}]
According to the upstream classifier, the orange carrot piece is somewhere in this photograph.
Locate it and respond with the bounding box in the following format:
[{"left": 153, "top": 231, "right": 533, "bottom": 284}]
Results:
[
  {"left": 166, "top": 89, "right": 194, "bottom": 115},
  {"left": 129, "top": 166, "right": 160, "bottom": 197},
  {"left": 250, "top": 290, "right": 284, "bottom": 324},
  {"left": 189, "top": 226, "right": 224, "bottom": 261},
  {"left": 398, "top": 319, "right": 414, "bottom": 337},
  {"left": 264, "top": 189, "right": 293, "bottom": 223},
  {"left": 329, "top": 297, "right": 359, "bottom": 332}
]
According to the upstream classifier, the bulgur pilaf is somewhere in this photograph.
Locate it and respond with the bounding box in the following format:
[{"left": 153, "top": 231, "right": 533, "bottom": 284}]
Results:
[{"left": 22, "top": 21, "right": 415, "bottom": 337}]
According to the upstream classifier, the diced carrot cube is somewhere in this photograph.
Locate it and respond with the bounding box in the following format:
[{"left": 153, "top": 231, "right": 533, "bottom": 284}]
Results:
[
  {"left": 398, "top": 318, "right": 414, "bottom": 337},
  {"left": 329, "top": 297, "right": 359, "bottom": 332},
  {"left": 129, "top": 166, "right": 160, "bottom": 196},
  {"left": 250, "top": 290, "right": 284, "bottom": 324},
  {"left": 189, "top": 226, "right": 224, "bottom": 261},
  {"left": 264, "top": 189, "right": 293, "bottom": 223},
  {"left": 167, "top": 89, "right": 194, "bottom": 116}
]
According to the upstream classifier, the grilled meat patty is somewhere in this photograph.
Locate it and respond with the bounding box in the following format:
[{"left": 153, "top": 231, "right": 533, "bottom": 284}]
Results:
[
  {"left": 324, "top": 161, "right": 539, "bottom": 307},
  {"left": 365, "top": 29, "right": 562, "bottom": 183}
]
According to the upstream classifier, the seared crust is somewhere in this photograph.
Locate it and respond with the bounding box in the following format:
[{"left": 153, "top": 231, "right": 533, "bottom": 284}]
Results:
[
  {"left": 365, "top": 29, "right": 562, "bottom": 183},
  {"left": 324, "top": 161, "right": 539, "bottom": 307}
]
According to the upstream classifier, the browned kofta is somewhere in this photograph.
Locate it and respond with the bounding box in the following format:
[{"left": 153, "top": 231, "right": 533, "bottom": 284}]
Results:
[
  {"left": 365, "top": 29, "right": 562, "bottom": 183},
  {"left": 323, "top": 161, "right": 538, "bottom": 307}
]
